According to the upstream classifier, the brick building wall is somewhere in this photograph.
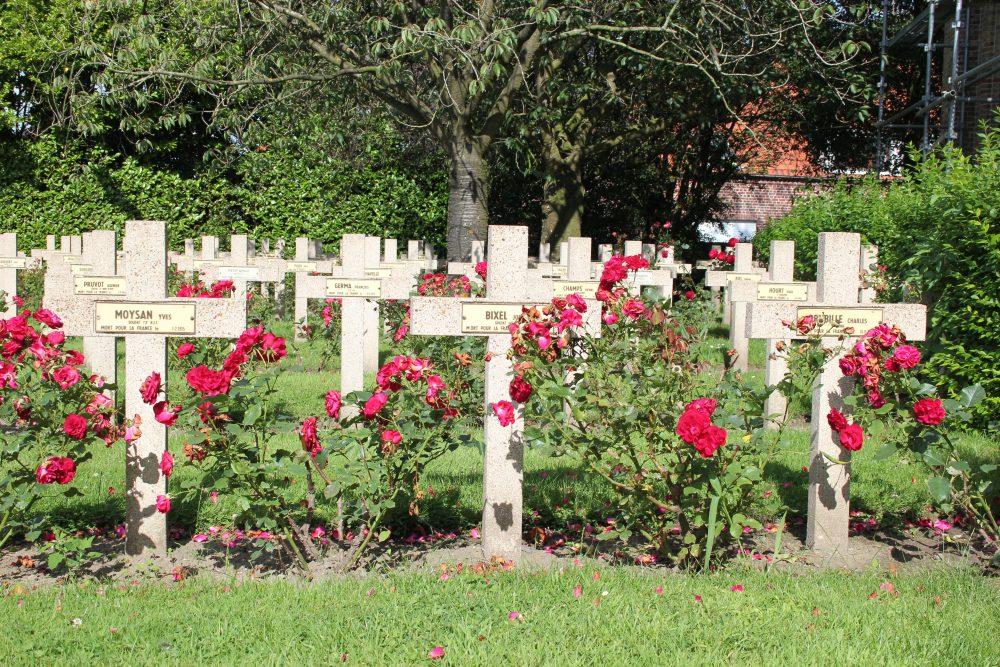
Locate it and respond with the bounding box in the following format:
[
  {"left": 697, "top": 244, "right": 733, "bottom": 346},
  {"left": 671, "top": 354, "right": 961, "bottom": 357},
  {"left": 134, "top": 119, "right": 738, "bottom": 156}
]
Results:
[
  {"left": 959, "top": 0, "right": 1000, "bottom": 155},
  {"left": 718, "top": 176, "right": 830, "bottom": 231}
]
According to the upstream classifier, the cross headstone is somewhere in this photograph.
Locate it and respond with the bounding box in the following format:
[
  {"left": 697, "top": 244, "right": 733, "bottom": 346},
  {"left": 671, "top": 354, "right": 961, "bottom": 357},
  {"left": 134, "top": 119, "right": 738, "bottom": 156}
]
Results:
[
  {"left": 0, "top": 233, "right": 38, "bottom": 317},
  {"left": 410, "top": 226, "right": 599, "bottom": 562},
  {"left": 47, "top": 220, "right": 247, "bottom": 558},
  {"left": 329, "top": 235, "right": 377, "bottom": 394},
  {"left": 410, "top": 226, "right": 531, "bottom": 561},
  {"left": 705, "top": 243, "right": 765, "bottom": 325},
  {"left": 292, "top": 237, "right": 336, "bottom": 340},
  {"left": 43, "top": 230, "right": 121, "bottom": 385},
  {"left": 745, "top": 232, "right": 926, "bottom": 557},
  {"left": 729, "top": 241, "right": 815, "bottom": 409},
  {"left": 362, "top": 237, "right": 384, "bottom": 376}
]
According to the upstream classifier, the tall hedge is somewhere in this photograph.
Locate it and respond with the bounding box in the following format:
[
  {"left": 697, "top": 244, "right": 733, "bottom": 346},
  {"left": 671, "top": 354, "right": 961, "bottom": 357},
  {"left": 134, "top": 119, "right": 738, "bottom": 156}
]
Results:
[
  {"left": 754, "top": 125, "right": 1000, "bottom": 425},
  {"left": 0, "top": 137, "right": 447, "bottom": 253}
]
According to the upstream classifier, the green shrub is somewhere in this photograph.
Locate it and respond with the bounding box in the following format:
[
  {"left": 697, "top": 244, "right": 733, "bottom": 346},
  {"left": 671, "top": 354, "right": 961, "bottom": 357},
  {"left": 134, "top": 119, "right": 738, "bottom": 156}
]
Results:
[
  {"left": 0, "top": 137, "right": 447, "bottom": 253},
  {"left": 755, "top": 121, "right": 1000, "bottom": 425}
]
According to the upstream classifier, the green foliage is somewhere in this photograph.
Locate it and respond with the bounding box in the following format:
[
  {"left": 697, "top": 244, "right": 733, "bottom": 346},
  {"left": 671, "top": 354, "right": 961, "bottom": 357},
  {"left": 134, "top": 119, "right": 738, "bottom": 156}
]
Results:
[
  {"left": 0, "top": 136, "right": 447, "bottom": 254},
  {"left": 836, "top": 328, "right": 998, "bottom": 541},
  {"left": 512, "top": 271, "right": 814, "bottom": 568},
  {"left": 755, "top": 121, "right": 1000, "bottom": 424},
  {"left": 0, "top": 311, "right": 114, "bottom": 550}
]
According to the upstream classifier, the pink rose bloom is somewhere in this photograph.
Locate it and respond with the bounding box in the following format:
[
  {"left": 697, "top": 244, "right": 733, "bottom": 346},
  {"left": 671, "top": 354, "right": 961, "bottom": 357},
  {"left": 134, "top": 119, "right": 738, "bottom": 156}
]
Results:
[
  {"left": 622, "top": 299, "right": 645, "bottom": 319},
  {"left": 685, "top": 398, "right": 717, "bottom": 415},
  {"left": 155, "top": 495, "right": 171, "bottom": 513},
  {"left": 63, "top": 413, "right": 88, "bottom": 440},
  {"left": 363, "top": 392, "right": 389, "bottom": 420},
  {"left": 837, "top": 423, "right": 864, "bottom": 451},
  {"left": 140, "top": 371, "right": 162, "bottom": 404},
  {"left": 913, "top": 398, "right": 945, "bottom": 425},
  {"left": 493, "top": 400, "right": 515, "bottom": 427},
  {"left": 160, "top": 451, "right": 174, "bottom": 478},
  {"left": 33, "top": 309, "right": 63, "bottom": 329},
  {"left": 300, "top": 416, "right": 321, "bottom": 457},
  {"left": 827, "top": 409, "right": 848, "bottom": 432},
  {"left": 892, "top": 345, "right": 921, "bottom": 369},
  {"left": 565, "top": 293, "right": 587, "bottom": 312},
  {"left": 624, "top": 255, "right": 649, "bottom": 270},
  {"left": 325, "top": 390, "right": 342, "bottom": 419},
  {"left": 153, "top": 400, "right": 181, "bottom": 426},
  {"left": 177, "top": 343, "right": 196, "bottom": 359},
  {"left": 53, "top": 364, "right": 81, "bottom": 390}
]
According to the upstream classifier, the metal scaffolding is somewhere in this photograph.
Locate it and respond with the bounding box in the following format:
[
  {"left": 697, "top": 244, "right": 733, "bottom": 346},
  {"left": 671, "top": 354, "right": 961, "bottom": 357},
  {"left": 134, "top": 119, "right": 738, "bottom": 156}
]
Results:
[{"left": 875, "top": 0, "right": 1000, "bottom": 172}]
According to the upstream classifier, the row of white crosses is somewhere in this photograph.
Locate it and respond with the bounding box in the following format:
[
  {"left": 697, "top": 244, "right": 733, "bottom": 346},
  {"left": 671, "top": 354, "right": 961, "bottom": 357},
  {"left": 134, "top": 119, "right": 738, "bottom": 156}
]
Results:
[
  {"left": 48, "top": 221, "right": 247, "bottom": 558},
  {"left": 745, "top": 232, "right": 926, "bottom": 556},
  {"left": 410, "top": 226, "right": 601, "bottom": 560}
]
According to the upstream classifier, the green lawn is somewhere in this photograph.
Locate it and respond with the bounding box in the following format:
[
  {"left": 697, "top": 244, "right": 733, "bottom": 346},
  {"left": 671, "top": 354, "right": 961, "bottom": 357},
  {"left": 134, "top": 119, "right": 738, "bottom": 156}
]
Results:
[{"left": 2, "top": 566, "right": 996, "bottom": 665}]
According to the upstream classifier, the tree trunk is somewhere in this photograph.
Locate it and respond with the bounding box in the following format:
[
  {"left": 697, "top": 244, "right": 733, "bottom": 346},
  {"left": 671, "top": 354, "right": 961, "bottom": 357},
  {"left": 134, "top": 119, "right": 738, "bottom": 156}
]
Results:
[
  {"left": 541, "top": 149, "right": 585, "bottom": 255},
  {"left": 446, "top": 135, "right": 490, "bottom": 261}
]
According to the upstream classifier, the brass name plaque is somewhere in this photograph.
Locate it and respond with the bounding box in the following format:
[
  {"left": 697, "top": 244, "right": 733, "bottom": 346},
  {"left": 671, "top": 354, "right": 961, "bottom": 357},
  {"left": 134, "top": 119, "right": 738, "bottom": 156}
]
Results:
[
  {"left": 325, "top": 278, "right": 382, "bottom": 298},
  {"left": 287, "top": 261, "right": 319, "bottom": 272},
  {"left": 218, "top": 266, "right": 260, "bottom": 281},
  {"left": 75, "top": 276, "right": 127, "bottom": 296},
  {"left": 757, "top": 283, "right": 808, "bottom": 301},
  {"left": 796, "top": 307, "right": 884, "bottom": 336},
  {"left": 0, "top": 257, "right": 29, "bottom": 269},
  {"left": 553, "top": 280, "right": 600, "bottom": 299},
  {"left": 726, "top": 273, "right": 763, "bottom": 283},
  {"left": 363, "top": 268, "right": 392, "bottom": 278},
  {"left": 461, "top": 303, "right": 529, "bottom": 334},
  {"left": 95, "top": 302, "right": 197, "bottom": 334},
  {"left": 70, "top": 264, "right": 95, "bottom": 276}
]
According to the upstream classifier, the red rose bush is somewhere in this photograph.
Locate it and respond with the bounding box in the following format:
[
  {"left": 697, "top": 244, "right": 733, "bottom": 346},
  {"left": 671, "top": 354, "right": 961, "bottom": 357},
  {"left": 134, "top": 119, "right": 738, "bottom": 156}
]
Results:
[
  {"left": 0, "top": 309, "right": 117, "bottom": 549},
  {"left": 827, "top": 322, "right": 997, "bottom": 541},
  {"left": 507, "top": 255, "right": 784, "bottom": 566}
]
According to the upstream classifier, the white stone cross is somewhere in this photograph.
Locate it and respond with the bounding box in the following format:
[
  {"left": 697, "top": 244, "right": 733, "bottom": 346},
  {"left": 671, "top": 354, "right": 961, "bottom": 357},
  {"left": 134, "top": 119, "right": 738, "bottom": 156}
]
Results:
[
  {"left": 29, "top": 234, "right": 65, "bottom": 265},
  {"left": 0, "top": 233, "right": 39, "bottom": 317},
  {"left": 295, "top": 235, "right": 380, "bottom": 392},
  {"left": 47, "top": 220, "right": 247, "bottom": 559},
  {"left": 43, "top": 230, "right": 121, "bottom": 385},
  {"left": 410, "top": 226, "right": 532, "bottom": 561},
  {"left": 705, "top": 243, "right": 766, "bottom": 325},
  {"left": 618, "top": 240, "right": 674, "bottom": 301},
  {"left": 292, "top": 237, "right": 336, "bottom": 340},
  {"left": 728, "top": 241, "right": 815, "bottom": 409},
  {"left": 409, "top": 226, "right": 599, "bottom": 562},
  {"left": 745, "top": 232, "right": 926, "bottom": 557},
  {"left": 725, "top": 242, "right": 815, "bottom": 373}
]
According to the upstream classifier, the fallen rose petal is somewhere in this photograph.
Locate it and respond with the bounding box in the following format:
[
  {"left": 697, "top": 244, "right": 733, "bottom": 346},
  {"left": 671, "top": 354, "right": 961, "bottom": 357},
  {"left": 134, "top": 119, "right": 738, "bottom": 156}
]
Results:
[{"left": 428, "top": 646, "right": 445, "bottom": 660}]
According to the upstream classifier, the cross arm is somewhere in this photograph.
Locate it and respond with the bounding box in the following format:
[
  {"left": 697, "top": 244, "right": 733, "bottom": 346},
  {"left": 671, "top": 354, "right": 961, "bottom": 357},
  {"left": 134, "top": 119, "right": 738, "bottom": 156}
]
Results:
[
  {"left": 45, "top": 297, "right": 247, "bottom": 339},
  {"left": 745, "top": 302, "right": 928, "bottom": 340}
]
